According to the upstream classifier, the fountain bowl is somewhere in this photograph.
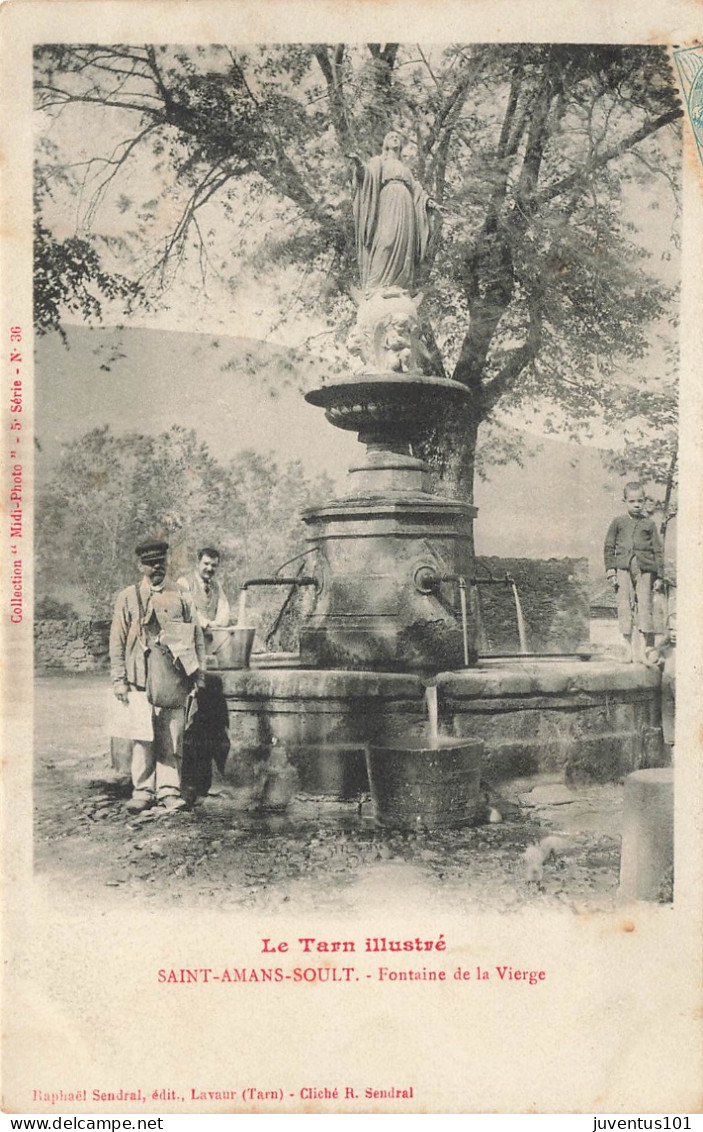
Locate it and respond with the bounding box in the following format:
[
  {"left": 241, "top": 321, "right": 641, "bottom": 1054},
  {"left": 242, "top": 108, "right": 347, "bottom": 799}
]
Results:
[{"left": 304, "top": 372, "right": 471, "bottom": 437}]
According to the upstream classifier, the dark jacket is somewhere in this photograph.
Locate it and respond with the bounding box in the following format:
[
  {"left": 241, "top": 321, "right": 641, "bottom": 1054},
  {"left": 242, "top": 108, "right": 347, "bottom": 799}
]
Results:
[{"left": 603, "top": 514, "right": 664, "bottom": 576}]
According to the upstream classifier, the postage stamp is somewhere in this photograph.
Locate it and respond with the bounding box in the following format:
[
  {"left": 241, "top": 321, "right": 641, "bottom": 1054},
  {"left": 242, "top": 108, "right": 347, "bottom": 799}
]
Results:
[{"left": 674, "top": 45, "right": 703, "bottom": 162}]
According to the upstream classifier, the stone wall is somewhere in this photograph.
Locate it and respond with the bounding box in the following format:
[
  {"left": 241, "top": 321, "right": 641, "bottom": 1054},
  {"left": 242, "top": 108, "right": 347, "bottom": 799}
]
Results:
[
  {"left": 474, "top": 556, "right": 590, "bottom": 655},
  {"left": 220, "top": 660, "right": 665, "bottom": 793},
  {"left": 34, "top": 619, "right": 110, "bottom": 673}
]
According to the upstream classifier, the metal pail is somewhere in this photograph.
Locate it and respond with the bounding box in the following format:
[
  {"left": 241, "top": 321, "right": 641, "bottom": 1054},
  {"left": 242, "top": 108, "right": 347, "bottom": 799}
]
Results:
[
  {"left": 210, "top": 626, "right": 256, "bottom": 669},
  {"left": 366, "top": 737, "right": 484, "bottom": 830}
]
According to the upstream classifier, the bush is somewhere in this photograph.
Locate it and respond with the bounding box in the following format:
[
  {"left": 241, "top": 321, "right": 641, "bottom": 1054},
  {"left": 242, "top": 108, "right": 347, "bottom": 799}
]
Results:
[{"left": 35, "top": 595, "right": 78, "bottom": 621}]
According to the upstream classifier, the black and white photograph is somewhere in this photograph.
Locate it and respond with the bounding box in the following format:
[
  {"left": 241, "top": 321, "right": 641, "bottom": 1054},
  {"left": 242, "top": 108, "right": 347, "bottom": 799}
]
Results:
[{"left": 2, "top": 0, "right": 702, "bottom": 1118}]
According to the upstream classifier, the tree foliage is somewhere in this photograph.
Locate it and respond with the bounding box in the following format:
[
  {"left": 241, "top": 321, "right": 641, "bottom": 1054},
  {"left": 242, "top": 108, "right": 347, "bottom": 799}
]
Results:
[
  {"left": 34, "top": 165, "right": 144, "bottom": 338},
  {"left": 602, "top": 363, "right": 678, "bottom": 529},
  {"left": 34, "top": 43, "right": 682, "bottom": 498},
  {"left": 36, "top": 425, "right": 333, "bottom": 617}
]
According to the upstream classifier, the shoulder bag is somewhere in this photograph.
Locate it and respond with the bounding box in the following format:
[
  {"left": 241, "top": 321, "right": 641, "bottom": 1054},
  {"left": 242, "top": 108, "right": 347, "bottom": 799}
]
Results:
[{"left": 135, "top": 585, "right": 192, "bottom": 709}]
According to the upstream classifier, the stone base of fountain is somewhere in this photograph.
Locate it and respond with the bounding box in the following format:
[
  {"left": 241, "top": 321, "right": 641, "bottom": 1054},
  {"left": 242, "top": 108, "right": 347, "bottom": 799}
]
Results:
[
  {"left": 220, "top": 667, "right": 418, "bottom": 798},
  {"left": 218, "top": 658, "right": 665, "bottom": 801},
  {"left": 217, "top": 370, "right": 666, "bottom": 817},
  {"left": 436, "top": 660, "right": 664, "bottom": 783}
]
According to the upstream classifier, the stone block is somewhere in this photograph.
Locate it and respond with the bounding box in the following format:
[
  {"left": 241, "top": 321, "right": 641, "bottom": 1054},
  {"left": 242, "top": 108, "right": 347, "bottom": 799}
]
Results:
[
  {"left": 619, "top": 768, "right": 674, "bottom": 902},
  {"left": 291, "top": 744, "right": 368, "bottom": 797}
]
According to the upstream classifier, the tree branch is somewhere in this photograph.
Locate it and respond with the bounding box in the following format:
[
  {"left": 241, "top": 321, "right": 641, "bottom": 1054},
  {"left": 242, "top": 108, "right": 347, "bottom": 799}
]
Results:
[
  {"left": 481, "top": 293, "right": 543, "bottom": 412},
  {"left": 497, "top": 53, "right": 524, "bottom": 158},
  {"left": 424, "top": 55, "right": 483, "bottom": 160},
  {"left": 145, "top": 45, "right": 175, "bottom": 114},
  {"left": 225, "top": 49, "right": 331, "bottom": 230},
  {"left": 313, "top": 45, "right": 352, "bottom": 151},
  {"left": 515, "top": 55, "right": 562, "bottom": 215},
  {"left": 81, "top": 123, "right": 160, "bottom": 229},
  {"left": 533, "top": 106, "right": 683, "bottom": 208},
  {"left": 37, "top": 86, "right": 162, "bottom": 117},
  {"left": 380, "top": 45, "right": 399, "bottom": 68}
]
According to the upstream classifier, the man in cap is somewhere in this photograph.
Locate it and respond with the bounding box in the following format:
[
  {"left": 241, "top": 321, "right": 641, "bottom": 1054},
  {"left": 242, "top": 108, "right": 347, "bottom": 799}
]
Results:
[{"left": 110, "top": 539, "right": 206, "bottom": 814}]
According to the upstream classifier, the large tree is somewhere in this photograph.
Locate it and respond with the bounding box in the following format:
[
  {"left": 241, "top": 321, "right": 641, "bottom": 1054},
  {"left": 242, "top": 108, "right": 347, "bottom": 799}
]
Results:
[{"left": 34, "top": 43, "right": 681, "bottom": 499}]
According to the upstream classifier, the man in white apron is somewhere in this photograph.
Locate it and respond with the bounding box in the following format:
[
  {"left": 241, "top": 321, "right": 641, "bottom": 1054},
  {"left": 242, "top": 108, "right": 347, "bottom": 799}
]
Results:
[
  {"left": 177, "top": 546, "right": 232, "bottom": 644},
  {"left": 177, "top": 547, "right": 232, "bottom": 803},
  {"left": 110, "top": 539, "right": 206, "bottom": 814}
]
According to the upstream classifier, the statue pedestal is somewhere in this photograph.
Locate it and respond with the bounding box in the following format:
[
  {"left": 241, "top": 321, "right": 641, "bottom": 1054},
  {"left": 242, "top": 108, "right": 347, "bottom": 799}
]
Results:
[
  {"left": 302, "top": 372, "right": 478, "bottom": 671},
  {"left": 349, "top": 439, "right": 431, "bottom": 495}
]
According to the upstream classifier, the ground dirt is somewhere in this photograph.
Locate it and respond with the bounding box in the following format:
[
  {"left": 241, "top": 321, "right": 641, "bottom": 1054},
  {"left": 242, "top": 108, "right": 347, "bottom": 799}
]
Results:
[{"left": 34, "top": 674, "right": 625, "bottom": 913}]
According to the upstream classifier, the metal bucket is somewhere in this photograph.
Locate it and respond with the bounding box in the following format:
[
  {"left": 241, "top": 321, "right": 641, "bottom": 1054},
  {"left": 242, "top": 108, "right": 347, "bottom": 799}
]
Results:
[
  {"left": 210, "top": 626, "right": 256, "bottom": 669},
  {"left": 366, "top": 737, "right": 484, "bottom": 830}
]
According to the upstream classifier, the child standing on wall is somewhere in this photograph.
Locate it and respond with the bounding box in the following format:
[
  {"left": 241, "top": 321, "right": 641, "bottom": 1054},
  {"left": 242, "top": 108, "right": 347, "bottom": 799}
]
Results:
[{"left": 603, "top": 482, "right": 665, "bottom": 663}]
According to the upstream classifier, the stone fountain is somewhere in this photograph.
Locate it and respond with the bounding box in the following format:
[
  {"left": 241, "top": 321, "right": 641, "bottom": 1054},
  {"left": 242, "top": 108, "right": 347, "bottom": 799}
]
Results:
[
  {"left": 215, "top": 134, "right": 666, "bottom": 821},
  {"left": 301, "top": 368, "right": 476, "bottom": 672}
]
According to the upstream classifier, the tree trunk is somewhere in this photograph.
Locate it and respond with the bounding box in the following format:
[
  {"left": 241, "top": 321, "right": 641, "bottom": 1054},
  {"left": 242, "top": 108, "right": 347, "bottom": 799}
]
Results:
[
  {"left": 415, "top": 408, "right": 479, "bottom": 558},
  {"left": 416, "top": 406, "right": 480, "bottom": 498}
]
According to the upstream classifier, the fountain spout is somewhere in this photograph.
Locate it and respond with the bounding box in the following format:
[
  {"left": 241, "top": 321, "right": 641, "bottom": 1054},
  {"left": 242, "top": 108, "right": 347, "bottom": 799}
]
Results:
[
  {"left": 436, "top": 574, "right": 470, "bottom": 668},
  {"left": 467, "top": 571, "right": 511, "bottom": 586},
  {"left": 241, "top": 576, "right": 318, "bottom": 591},
  {"left": 411, "top": 568, "right": 471, "bottom": 667}
]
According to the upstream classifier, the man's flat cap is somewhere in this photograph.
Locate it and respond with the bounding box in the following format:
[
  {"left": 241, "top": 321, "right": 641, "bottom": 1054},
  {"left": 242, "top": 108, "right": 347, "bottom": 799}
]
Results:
[{"left": 135, "top": 539, "right": 169, "bottom": 563}]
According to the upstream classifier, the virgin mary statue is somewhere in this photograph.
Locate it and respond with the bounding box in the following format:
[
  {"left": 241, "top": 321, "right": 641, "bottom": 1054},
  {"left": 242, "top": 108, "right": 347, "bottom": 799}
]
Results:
[{"left": 351, "top": 131, "right": 435, "bottom": 295}]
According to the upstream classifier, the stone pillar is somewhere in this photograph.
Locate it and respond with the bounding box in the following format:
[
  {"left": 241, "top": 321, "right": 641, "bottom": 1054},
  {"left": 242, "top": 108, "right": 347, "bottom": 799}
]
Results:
[
  {"left": 300, "top": 496, "right": 477, "bottom": 670},
  {"left": 302, "top": 373, "right": 479, "bottom": 670},
  {"left": 619, "top": 768, "right": 674, "bottom": 902}
]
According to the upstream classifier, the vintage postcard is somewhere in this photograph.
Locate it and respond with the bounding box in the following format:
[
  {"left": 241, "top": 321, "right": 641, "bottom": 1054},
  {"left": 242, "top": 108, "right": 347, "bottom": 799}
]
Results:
[{"left": 1, "top": 0, "right": 702, "bottom": 1116}]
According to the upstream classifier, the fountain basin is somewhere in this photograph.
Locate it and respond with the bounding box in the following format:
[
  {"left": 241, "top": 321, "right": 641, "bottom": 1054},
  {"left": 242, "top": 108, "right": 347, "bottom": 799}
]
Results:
[
  {"left": 366, "top": 738, "right": 484, "bottom": 830},
  {"left": 438, "top": 660, "right": 664, "bottom": 783},
  {"left": 304, "top": 372, "right": 471, "bottom": 436},
  {"left": 220, "top": 668, "right": 424, "bottom": 798},
  {"left": 217, "top": 658, "right": 665, "bottom": 797}
]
